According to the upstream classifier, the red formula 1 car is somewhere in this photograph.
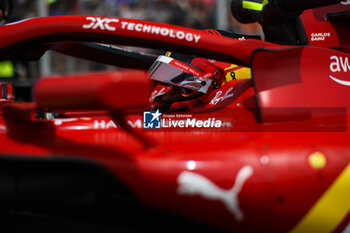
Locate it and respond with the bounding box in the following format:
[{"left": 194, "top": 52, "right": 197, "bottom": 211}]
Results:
[{"left": 0, "top": 0, "right": 350, "bottom": 232}]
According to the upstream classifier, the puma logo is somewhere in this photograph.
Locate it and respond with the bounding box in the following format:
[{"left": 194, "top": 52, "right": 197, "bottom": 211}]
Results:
[
  {"left": 341, "top": 0, "right": 350, "bottom": 5},
  {"left": 177, "top": 165, "right": 253, "bottom": 221}
]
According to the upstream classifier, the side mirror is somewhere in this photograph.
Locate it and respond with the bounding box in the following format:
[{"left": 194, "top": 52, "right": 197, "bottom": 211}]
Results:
[
  {"left": 33, "top": 70, "right": 154, "bottom": 147},
  {"left": 34, "top": 70, "right": 151, "bottom": 111}
]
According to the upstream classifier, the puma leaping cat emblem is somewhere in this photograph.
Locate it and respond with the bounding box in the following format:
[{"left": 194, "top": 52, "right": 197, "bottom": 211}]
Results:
[
  {"left": 177, "top": 165, "right": 253, "bottom": 221},
  {"left": 341, "top": 0, "right": 350, "bottom": 5}
]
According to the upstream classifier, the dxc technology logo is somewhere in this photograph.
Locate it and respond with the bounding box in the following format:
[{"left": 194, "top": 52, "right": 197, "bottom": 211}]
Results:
[{"left": 143, "top": 110, "right": 162, "bottom": 129}]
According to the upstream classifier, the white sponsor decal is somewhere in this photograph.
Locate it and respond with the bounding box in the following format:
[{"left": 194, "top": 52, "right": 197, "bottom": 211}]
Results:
[
  {"left": 330, "top": 56, "right": 350, "bottom": 72},
  {"left": 329, "top": 75, "right": 350, "bottom": 86},
  {"left": 120, "top": 22, "right": 201, "bottom": 43},
  {"left": 94, "top": 120, "right": 142, "bottom": 129},
  {"left": 341, "top": 0, "right": 350, "bottom": 5},
  {"left": 311, "top": 32, "right": 331, "bottom": 41},
  {"left": 173, "top": 60, "right": 201, "bottom": 76},
  {"left": 210, "top": 87, "right": 234, "bottom": 105},
  {"left": 83, "top": 17, "right": 201, "bottom": 43},
  {"left": 83, "top": 17, "right": 119, "bottom": 31},
  {"left": 150, "top": 87, "right": 167, "bottom": 101},
  {"left": 177, "top": 165, "right": 253, "bottom": 221},
  {"left": 329, "top": 56, "right": 350, "bottom": 86}
]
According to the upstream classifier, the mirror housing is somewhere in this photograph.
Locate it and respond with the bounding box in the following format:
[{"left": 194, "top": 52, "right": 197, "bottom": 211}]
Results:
[{"left": 34, "top": 70, "right": 151, "bottom": 112}]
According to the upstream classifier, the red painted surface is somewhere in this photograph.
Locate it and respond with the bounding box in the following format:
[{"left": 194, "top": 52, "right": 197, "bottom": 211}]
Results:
[
  {"left": 301, "top": 3, "right": 350, "bottom": 48},
  {"left": 0, "top": 15, "right": 349, "bottom": 233},
  {"left": 0, "top": 16, "right": 286, "bottom": 66}
]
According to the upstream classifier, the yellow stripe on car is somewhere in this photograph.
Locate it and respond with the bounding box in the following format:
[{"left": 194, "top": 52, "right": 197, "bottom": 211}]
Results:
[{"left": 289, "top": 163, "right": 350, "bottom": 233}]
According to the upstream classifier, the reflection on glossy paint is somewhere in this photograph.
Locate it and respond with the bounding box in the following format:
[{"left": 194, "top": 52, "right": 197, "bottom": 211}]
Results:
[{"left": 187, "top": 160, "right": 196, "bottom": 170}]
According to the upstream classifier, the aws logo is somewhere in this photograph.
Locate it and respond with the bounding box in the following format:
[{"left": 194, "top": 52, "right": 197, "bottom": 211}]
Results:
[
  {"left": 341, "top": 0, "right": 350, "bottom": 5},
  {"left": 329, "top": 56, "right": 350, "bottom": 86}
]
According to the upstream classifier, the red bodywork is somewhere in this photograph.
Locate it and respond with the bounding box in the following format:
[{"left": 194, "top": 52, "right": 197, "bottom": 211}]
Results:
[{"left": 0, "top": 7, "right": 349, "bottom": 233}]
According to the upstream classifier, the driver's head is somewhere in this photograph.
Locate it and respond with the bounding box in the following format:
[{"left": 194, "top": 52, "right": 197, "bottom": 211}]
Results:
[
  {"left": 147, "top": 29, "right": 254, "bottom": 112},
  {"left": 147, "top": 53, "right": 253, "bottom": 112},
  {"left": 147, "top": 55, "right": 224, "bottom": 111}
]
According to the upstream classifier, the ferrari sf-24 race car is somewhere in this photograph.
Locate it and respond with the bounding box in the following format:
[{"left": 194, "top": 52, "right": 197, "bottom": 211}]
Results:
[{"left": 0, "top": 0, "right": 350, "bottom": 232}]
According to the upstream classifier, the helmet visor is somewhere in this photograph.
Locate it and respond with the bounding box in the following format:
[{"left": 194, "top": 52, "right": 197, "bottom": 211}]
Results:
[{"left": 148, "top": 56, "right": 212, "bottom": 93}]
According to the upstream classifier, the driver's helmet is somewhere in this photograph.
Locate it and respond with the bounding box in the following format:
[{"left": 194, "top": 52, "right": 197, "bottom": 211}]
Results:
[
  {"left": 148, "top": 29, "right": 253, "bottom": 112},
  {"left": 148, "top": 54, "right": 251, "bottom": 112},
  {"left": 149, "top": 55, "right": 214, "bottom": 94}
]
